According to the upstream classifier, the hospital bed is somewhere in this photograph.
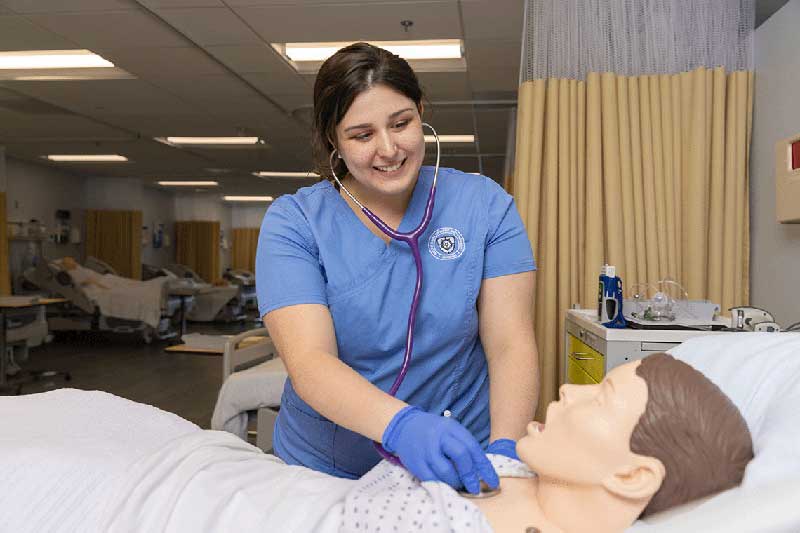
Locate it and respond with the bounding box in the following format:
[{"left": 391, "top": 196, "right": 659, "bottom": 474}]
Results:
[
  {"left": 23, "top": 259, "right": 197, "bottom": 343},
  {"left": 211, "top": 327, "right": 286, "bottom": 452},
  {"left": 83, "top": 255, "right": 118, "bottom": 276},
  {"left": 223, "top": 268, "right": 258, "bottom": 310},
  {"left": 165, "top": 263, "right": 246, "bottom": 322},
  {"left": 0, "top": 332, "right": 798, "bottom": 533}
]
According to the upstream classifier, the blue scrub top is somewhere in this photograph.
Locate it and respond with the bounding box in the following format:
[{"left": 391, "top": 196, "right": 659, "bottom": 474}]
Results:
[{"left": 256, "top": 166, "right": 536, "bottom": 478}]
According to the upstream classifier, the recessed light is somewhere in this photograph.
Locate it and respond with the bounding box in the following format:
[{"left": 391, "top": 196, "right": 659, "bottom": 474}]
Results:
[
  {"left": 253, "top": 171, "right": 320, "bottom": 178},
  {"left": 424, "top": 135, "right": 475, "bottom": 143},
  {"left": 223, "top": 196, "right": 274, "bottom": 202},
  {"left": 44, "top": 154, "right": 128, "bottom": 162},
  {"left": 0, "top": 50, "right": 114, "bottom": 70},
  {"left": 158, "top": 137, "right": 261, "bottom": 146},
  {"left": 158, "top": 181, "right": 219, "bottom": 186},
  {"left": 282, "top": 40, "right": 462, "bottom": 62}
]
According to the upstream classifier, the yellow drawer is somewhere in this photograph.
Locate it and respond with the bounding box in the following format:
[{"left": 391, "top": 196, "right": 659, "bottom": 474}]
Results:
[
  {"left": 567, "top": 355, "right": 600, "bottom": 384},
  {"left": 568, "top": 333, "right": 605, "bottom": 381}
]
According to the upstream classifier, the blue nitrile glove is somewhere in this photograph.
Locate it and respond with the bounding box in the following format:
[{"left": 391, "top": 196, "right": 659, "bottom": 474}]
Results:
[
  {"left": 382, "top": 406, "right": 499, "bottom": 494},
  {"left": 486, "top": 438, "right": 519, "bottom": 461}
]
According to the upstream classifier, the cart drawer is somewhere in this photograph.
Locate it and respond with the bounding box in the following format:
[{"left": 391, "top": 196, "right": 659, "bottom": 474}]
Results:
[{"left": 568, "top": 333, "right": 605, "bottom": 381}]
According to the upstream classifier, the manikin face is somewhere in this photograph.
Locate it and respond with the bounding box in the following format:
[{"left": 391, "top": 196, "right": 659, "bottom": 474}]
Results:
[
  {"left": 517, "top": 361, "right": 649, "bottom": 485},
  {"left": 334, "top": 83, "right": 426, "bottom": 200}
]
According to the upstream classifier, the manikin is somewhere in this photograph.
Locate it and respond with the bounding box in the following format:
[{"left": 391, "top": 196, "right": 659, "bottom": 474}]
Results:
[{"left": 472, "top": 353, "right": 753, "bottom": 533}]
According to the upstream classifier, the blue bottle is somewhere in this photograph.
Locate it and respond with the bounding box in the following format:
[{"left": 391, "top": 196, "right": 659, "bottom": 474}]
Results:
[{"left": 598, "top": 265, "right": 627, "bottom": 329}]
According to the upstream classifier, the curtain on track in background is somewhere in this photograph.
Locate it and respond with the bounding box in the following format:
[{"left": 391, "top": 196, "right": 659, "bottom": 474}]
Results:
[
  {"left": 176, "top": 221, "right": 220, "bottom": 283},
  {"left": 85, "top": 209, "right": 142, "bottom": 280}
]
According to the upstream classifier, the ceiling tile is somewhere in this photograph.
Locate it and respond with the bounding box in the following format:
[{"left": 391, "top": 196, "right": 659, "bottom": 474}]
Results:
[
  {"left": 94, "top": 46, "right": 231, "bottom": 79},
  {"left": 417, "top": 72, "right": 471, "bottom": 101},
  {"left": 9, "top": 79, "right": 199, "bottom": 115},
  {"left": 235, "top": 1, "right": 461, "bottom": 42},
  {"left": 152, "top": 7, "right": 262, "bottom": 45},
  {"left": 137, "top": 0, "right": 225, "bottom": 7},
  {"left": 0, "top": 111, "right": 131, "bottom": 140},
  {"left": 0, "top": 15, "right": 79, "bottom": 50},
  {"left": 468, "top": 65, "right": 519, "bottom": 94},
  {"left": 205, "top": 43, "right": 294, "bottom": 74},
  {"left": 267, "top": 92, "right": 313, "bottom": 114},
  {"left": 26, "top": 10, "right": 189, "bottom": 49},
  {"left": 465, "top": 39, "right": 521, "bottom": 71},
  {"left": 1, "top": 0, "right": 137, "bottom": 13},
  {"left": 240, "top": 71, "right": 310, "bottom": 99},
  {"left": 460, "top": 0, "right": 525, "bottom": 40}
]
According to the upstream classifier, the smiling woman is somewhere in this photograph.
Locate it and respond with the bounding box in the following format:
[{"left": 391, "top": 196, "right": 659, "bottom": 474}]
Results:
[{"left": 254, "top": 42, "right": 540, "bottom": 492}]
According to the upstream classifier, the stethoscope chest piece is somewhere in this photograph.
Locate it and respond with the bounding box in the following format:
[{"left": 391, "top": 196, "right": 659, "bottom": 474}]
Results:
[{"left": 459, "top": 480, "right": 502, "bottom": 499}]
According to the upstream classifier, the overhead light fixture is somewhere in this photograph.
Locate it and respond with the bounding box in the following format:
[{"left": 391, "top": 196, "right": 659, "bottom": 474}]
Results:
[
  {"left": 253, "top": 171, "right": 320, "bottom": 178},
  {"left": 274, "top": 40, "right": 465, "bottom": 74},
  {"left": 424, "top": 134, "right": 475, "bottom": 143},
  {"left": 223, "top": 196, "right": 274, "bottom": 202},
  {"left": 158, "top": 181, "right": 219, "bottom": 186},
  {"left": 44, "top": 154, "right": 128, "bottom": 162},
  {"left": 283, "top": 40, "right": 462, "bottom": 62},
  {"left": 0, "top": 50, "right": 114, "bottom": 70},
  {"left": 158, "top": 136, "right": 261, "bottom": 146},
  {"left": 0, "top": 49, "right": 133, "bottom": 81}
]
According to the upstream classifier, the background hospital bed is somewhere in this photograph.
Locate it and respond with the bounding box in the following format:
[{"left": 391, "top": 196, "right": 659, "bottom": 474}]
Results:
[
  {"left": 211, "top": 327, "right": 286, "bottom": 452},
  {"left": 23, "top": 259, "right": 196, "bottom": 343},
  {"left": 166, "top": 263, "right": 246, "bottom": 322}
]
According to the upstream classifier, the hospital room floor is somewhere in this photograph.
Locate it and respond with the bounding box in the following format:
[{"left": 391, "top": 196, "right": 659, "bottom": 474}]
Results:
[{"left": 14, "top": 317, "right": 260, "bottom": 428}]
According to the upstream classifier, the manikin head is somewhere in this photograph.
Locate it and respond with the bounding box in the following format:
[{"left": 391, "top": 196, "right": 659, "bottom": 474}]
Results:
[
  {"left": 60, "top": 256, "right": 79, "bottom": 271},
  {"left": 518, "top": 353, "right": 752, "bottom": 519}
]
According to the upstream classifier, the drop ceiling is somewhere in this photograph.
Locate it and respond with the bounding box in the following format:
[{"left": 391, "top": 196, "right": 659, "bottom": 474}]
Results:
[{"left": 0, "top": 0, "right": 524, "bottom": 195}]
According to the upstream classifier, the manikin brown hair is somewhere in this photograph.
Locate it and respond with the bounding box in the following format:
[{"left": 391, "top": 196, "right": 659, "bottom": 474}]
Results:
[
  {"left": 310, "top": 42, "right": 424, "bottom": 184},
  {"left": 631, "top": 353, "right": 753, "bottom": 516}
]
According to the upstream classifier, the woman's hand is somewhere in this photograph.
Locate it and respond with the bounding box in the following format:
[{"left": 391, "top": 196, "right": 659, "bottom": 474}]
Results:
[
  {"left": 382, "top": 406, "right": 499, "bottom": 494},
  {"left": 485, "top": 438, "right": 519, "bottom": 460}
]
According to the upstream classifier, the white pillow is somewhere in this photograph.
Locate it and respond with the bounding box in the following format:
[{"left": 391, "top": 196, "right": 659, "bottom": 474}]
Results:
[{"left": 627, "top": 332, "right": 800, "bottom": 532}]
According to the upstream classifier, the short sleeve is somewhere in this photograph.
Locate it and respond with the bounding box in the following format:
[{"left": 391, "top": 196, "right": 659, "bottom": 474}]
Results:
[
  {"left": 482, "top": 178, "right": 536, "bottom": 279},
  {"left": 255, "top": 198, "right": 328, "bottom": 317}
]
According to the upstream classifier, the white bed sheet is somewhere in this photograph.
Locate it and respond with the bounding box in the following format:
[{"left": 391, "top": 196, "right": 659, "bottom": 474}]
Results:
[
  {"left": 0, "top": 389, "right": 353, "bottom": 533},
  {"left": 211, "top": 356, "right": 287, "bottom": 438},
  {"left": 81, "top": 271, "right": 167, "bottom": 327}
]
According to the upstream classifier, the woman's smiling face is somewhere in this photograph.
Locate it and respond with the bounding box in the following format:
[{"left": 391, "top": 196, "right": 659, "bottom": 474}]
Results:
[{"left": 334, "top": 83, "right": 426, "bottom": 201}]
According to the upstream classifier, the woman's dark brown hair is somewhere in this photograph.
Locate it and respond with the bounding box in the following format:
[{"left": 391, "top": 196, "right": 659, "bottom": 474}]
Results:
[
  {"left": 311, "top": 42, "right": 424, "bottom": 182},
  {"left": 630, "top": 353, "right": 753, "bottom": 516}
]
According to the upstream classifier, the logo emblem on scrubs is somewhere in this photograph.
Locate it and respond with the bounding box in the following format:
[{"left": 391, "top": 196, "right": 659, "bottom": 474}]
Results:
[{"left": 428, "top": 227, "right": 465, "bottom": 260}]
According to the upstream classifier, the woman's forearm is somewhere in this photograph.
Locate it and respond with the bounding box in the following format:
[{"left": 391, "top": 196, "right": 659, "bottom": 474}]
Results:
[
  {"left": 486, "top": 343, "right": 539, "bottom": 442},
  {"left": 287, "top": 348, "right": 408, "bottom": 443}
]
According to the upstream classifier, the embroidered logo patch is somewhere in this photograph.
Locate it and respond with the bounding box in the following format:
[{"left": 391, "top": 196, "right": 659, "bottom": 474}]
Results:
[{"left": 428, "top": 227, "right": 465, "bottom": 260}]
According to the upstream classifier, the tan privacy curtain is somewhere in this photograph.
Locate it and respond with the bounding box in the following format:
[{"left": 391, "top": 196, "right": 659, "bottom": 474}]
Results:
[
  {"left": 511, "top": 67, "right": 753, "bottom": 414},
  {"left": 0, "top": 192, "right": 9, "bottom": 295},
  {"left": 85, "top": 209, "right": 142, "bottom": 279},
  {"left": 232, "top": 228, "right": 259, "bottom": 272},
  {"left": 176, "top": 221, "right": 220, "bottom": 282}
]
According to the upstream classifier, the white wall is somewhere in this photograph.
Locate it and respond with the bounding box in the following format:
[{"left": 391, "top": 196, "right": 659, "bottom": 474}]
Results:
[
  {"left": 231, "top": 204, "right": 269, "bottom": 228},
  {"left": 141, "top": 186, "right": 176, "bottom": 267},
  {"left": 5, "top": 158, "right": 85, "bottom": 271},
  {"left": 751, "top": 0, "right": 800, "bottom": 327}
]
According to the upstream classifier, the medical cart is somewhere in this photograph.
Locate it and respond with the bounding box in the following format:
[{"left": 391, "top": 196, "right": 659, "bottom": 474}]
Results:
[{"left": 564, "top": 309, "right": 727, "bottom": 384}]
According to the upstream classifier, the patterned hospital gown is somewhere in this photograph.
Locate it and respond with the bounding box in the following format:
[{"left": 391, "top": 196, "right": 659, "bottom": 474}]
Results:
[{"left": 335, "top": 455, "right": 535, "bottom": 533}]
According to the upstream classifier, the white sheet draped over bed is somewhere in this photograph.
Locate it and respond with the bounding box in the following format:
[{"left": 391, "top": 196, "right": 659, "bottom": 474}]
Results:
[{"left": 0, "top": 389, "right": 352, "bottom": 533}]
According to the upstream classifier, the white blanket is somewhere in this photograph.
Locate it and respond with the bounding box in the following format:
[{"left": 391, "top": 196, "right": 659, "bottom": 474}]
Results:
[
  {"left": 211, "top": 356, "right": 288, "bottom": 438},
  {"left": 0, "top": 389, "right": 353, "bottom": 533},
  {"left": 76, "top": 268, "right": 167, "bottom": 327}
]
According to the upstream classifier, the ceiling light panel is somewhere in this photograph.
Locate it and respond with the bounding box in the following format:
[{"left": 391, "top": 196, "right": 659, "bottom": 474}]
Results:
[
  {"left": 253, "top": 171, "right": 320, "bottom": 178},
  {"left": 0, "top": 50, "right": 114, "bottom": 69},
  {"left": 44, "top": 154, "right": 128, "bottom": 162},
  {"left": 223, "top": 196, "right": 274, "bottom": 202},
  {"left": 158, "top": 181, "right": 219, "bottom": 186}
]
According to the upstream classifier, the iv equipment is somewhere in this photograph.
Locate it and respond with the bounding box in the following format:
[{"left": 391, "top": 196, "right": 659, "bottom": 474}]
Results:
[{"left": 329, "top": 122, "right": 441, "bottom": 467}]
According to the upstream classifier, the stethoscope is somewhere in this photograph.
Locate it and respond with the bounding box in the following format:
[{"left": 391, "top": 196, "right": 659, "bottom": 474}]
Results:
[
  {"left": 329, "top": 122, "right": 440, "bottom": 465},
  {"left": 330, "top": 123, "right": 503, "bottom": 500}
]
